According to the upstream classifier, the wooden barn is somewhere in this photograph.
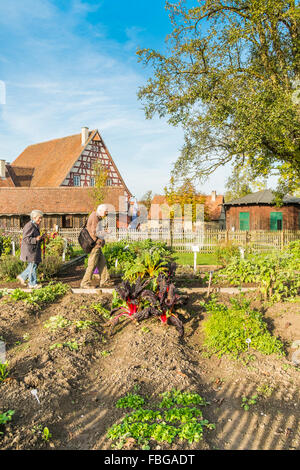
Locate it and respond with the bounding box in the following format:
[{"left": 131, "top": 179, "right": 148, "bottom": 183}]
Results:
[
  {"left": 224, "top": 190, "right": 300, "bottom": 231},
  {"left": 0, "top": 127, "right": 132, "bottom": 229}
]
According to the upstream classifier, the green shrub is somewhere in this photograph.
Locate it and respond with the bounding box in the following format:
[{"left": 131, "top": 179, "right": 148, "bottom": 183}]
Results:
[
  {"left": 102, "top": 239, "right": 174, "bottom": 274},
  {"left": 214, "top": 241, "right": 240, "bottom": 265},
  {"left": 46, "top": 236, "right": 73, "bottom": 259},
  {"left": 285, "top": 239, "right": 300, "bottom": 259},
  {"left": 38, "top": 256, "right": 63, "bottom": 280},
  {"left": 102, "top": 240, "right": 136, "bottom": 269},
  {"left": 0, "top": 235, "right": 12, "bottom": 257},
  {"left": 202, "top": 296, "right": 285, "bottom": 359},
  {"left": 0, "top": 256, "right": 25, "bottom": 280},
  {"left": 214, "top": 253, "right": 300, "bottom": 301}
]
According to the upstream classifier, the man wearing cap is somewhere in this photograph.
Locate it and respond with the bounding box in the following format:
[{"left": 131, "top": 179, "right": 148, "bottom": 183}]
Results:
[{"left": 80, "top": 204, "right": 111, "bottom": 289}]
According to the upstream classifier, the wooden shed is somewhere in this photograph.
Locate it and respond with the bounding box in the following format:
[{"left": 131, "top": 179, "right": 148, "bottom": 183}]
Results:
[{"left": 223, "top": 190, "right": 300, "bottom": 231}]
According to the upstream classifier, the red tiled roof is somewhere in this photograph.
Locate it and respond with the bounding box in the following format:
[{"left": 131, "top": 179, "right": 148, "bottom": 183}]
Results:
[
  {"left": 6, "top": 165, "right": 35, "bottom": 187},
  {"left": 11, "top": 131, "right": 97, "bottom": 187},
  {"left": 0, "top": 187, "right": 127, "bottom": 215}
]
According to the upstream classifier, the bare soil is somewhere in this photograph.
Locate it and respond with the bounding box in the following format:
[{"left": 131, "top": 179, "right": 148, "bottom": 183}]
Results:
[{"left": 0, "top": 264, "right": 299, "bottom": 451}]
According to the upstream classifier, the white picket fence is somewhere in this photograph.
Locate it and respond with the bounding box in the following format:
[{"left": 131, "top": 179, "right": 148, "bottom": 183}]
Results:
[{"left": 3, "top": 228, "right": 299, "bottom": 253}]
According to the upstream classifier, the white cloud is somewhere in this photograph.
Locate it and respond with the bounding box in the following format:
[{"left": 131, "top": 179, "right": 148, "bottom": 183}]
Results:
[{"left": 0, "top": 0, "right": 233, "bottom": 198}]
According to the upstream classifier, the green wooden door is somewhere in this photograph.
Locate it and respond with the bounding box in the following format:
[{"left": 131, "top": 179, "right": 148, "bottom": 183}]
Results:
[
  {"left": 239, "top": 212, "right": 250, "bottom": 230},
  {"left": 270, "top": 212, "right": 282, "bottom": 231}
]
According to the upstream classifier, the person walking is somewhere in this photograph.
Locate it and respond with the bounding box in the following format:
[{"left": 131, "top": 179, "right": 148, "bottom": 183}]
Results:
[
  {"left": 17, "top": 209, "right": 45, "bottom": 289},
  {"left": 80, "top": 204, "right": 111, "bottom": 289}
]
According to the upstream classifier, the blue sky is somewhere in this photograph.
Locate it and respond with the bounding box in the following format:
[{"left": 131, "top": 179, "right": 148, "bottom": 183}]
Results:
[{"left": 0, "top": 0, "right": 238, "bottom": 199}]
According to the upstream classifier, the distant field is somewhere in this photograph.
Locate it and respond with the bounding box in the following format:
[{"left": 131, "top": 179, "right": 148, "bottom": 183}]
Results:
[{"left": 174, "top": 252, "right": 218, "bottom": 266}]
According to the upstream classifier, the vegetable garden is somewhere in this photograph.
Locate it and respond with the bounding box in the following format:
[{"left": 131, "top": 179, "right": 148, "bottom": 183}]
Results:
[{"left": 0, "top": 233, "right": 299, "bottom": 450}]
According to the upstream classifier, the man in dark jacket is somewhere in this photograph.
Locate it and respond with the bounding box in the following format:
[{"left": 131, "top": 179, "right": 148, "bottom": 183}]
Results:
[
  {"left": 17, "top": 210, "right": 45, "bottom": 289},
  {"left": 80, "top": 204, "right": 111, "bottom": 289}
]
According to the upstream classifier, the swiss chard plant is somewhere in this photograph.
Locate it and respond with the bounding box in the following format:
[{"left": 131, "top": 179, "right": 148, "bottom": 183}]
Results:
[
  {"left": 110, "top": 277, "right": 151, "bottom": 326},
  {"left": 135, "top": 275, "right": 185, "bottom": 337}
]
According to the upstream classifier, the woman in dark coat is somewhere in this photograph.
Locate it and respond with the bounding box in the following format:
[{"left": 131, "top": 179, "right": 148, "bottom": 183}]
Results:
[{"left": 17, "top": 210, "right": 45, "bottom": 289}]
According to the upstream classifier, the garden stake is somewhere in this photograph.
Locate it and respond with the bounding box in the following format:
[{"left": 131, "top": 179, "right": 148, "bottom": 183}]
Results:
[
  {"left": 31, "top": 389, "right": 41, "bottom": 405},
  {"left": 207, "top": 271, "right": 213, "bottom": 297},
  {"left": 42, "top": 238, "right": 46, "bottom": 260}
]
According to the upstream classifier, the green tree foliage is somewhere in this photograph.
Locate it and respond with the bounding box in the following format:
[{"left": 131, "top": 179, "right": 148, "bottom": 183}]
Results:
[
  {"left": 137, "top": 0, "right": 300, "bottom": 193},
  {"left": 139, "top": 190, "right": 153, "bottom": 211},
  {"left": 224, "top": 165, "right": 267, "bottom": 202},
  {"left": 90, "top": 160, "right": 109, "bottom": 207},
  {"left": 164, "top": 176, "right": 210, "bottom": 221}
]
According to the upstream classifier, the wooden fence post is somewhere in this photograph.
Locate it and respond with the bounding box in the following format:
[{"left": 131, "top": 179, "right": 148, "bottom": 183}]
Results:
[
  {"left": 281, "top": 230, "right": 284, "bottom": 250},
  {"left": 225, "top": 229, "right": 229, "bottom": 243}
]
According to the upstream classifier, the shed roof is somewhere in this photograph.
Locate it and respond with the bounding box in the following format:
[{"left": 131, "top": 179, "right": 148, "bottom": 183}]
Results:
[{"left": 224, "top": 189, "right": 300, "bottom": 206}]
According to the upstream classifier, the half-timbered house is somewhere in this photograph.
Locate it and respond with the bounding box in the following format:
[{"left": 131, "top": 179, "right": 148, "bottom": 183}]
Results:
[{"left": 0, "top": 127, "right": 132, "bottom": 229}]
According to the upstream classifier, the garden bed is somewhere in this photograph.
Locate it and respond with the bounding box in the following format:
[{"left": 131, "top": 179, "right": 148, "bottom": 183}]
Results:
[
  {"left": 1, "top": 240, "right": 299, "bottom": 450},
  {"left": 0, "top": 289, "right": 299, "bottom": 450}
]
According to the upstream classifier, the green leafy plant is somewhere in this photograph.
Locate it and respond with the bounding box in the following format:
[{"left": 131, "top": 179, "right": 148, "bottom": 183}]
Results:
[
  {"left": 214, "top": 253, "right": 300, "bottom": 301},
  {"left": 122, "top": 250, "right": 170, "bottom": 282},
  {"left": 41, "top": 426, "right": 52, "bottom": 442},
  {"left": 9, "top": 282, "right": 70, "bottom": 309},
  {"left": 38, "top": 256, "right": 63, "bottom": 280},
  {"left": 0, "top": 362, "right": 9, "bottom": 383},
  {"left": 0, "top": 410, "right": 15, "bottom": 434},
  {"left": 49, "top": 340, "right": 80, "bottom": 351},
  {"left": 159, "top": 389, "right": 208, "bottom": 408},
  {"left": 100, "top": 350, "right": 111, "bottom": 357},
  {"left": 0, "top": 234, "right": 13, "bottom": 257},
  {"left": 241, "top": 395, "right": 258, "bottom": 411},
  {"left": 44, "top": 315, "right": 72, "bottom": 331},
  {"left": 215, "top": 241, "right": 240, "bottom": 265},
  {"left": 107, "top": 389, "right": 214, "bottom": 449},
  {"left": 74, "top": 319, "right": 96, "bottom": 330},
  {"left": 90, "top": 303, "right": 111, "bottom": 320},
  {"left": 202, "top": 296, "right": 285, "bottom": 359},
  {"left": 116, "top": 393, "right": 146, "bottom": 410},
  {"left": 0, "top": 256, "right": 25, "bottom": 280}
]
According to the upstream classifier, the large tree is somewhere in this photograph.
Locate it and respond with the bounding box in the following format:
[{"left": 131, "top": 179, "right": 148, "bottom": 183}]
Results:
[{"left": 137, "top": 0, "right": 300, "bottom": 193}]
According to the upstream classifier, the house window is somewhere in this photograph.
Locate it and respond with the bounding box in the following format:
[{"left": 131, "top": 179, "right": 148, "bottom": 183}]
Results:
[
  {"left": 239, "top": 212, "right": 250, "bottom": 231},
  {"left": 270, "top": 212, "right": 282, "bottom": 231},
  {"left": 62, "top": 215, "right": 73, "bottom": 228},
  {"left": 73, "top": 175, "right": 81, "bottom": 186},
  {"left": 106, "top": 178, "right": 112, "bottom": 186},
  {"left": 90, "top": 177, "right": 95, "bottom": 187}
]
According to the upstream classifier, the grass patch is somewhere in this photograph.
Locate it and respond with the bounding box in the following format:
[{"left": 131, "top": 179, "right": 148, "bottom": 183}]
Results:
[{"left": 174, "top": 252, "right": 219, "bottom": 266}]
